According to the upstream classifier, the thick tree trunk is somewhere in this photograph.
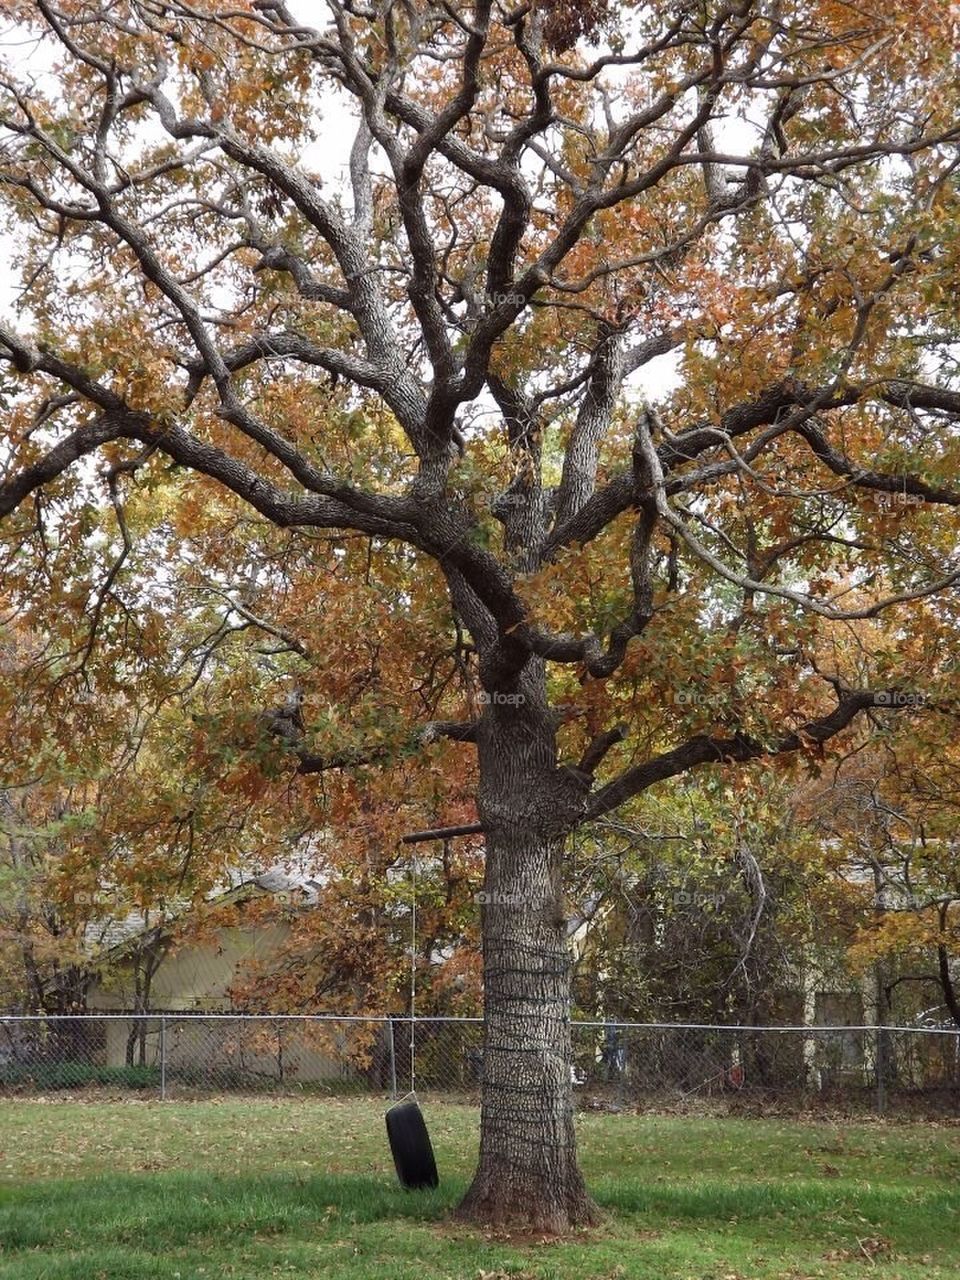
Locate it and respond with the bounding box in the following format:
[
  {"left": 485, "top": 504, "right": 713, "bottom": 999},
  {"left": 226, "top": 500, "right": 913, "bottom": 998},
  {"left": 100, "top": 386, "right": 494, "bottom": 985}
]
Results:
[{"left": 455, "top": 700, "right": 598, "bottom": 1232}]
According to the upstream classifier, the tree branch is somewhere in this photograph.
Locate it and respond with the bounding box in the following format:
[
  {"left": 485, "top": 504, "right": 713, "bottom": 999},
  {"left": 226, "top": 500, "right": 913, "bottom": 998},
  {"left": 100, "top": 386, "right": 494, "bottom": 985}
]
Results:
[
  {"left": 583, "top": 689, "right": 914, "bottom": 823},
  {"left": 401, "top": 822, "right": 484, "bottom": 844},
  {"left": 577, "top": 722, "right": 628, "bottom": 776}
]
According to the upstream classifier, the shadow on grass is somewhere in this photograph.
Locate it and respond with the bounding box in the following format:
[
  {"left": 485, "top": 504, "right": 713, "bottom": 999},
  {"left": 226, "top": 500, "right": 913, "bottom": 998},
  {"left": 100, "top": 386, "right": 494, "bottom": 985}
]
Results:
[
  {"left": 0, "top": 1171, "right": 459, "bottom": 1253},
  {"left": 3, "top": 1166, "right": 959, "bottom": 1256}
]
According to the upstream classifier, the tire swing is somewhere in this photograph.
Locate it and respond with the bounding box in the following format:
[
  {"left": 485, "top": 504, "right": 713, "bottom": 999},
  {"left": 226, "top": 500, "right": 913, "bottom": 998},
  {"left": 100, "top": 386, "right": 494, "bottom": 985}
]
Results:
[{"left": 385, "top": 851, "right": 439, "bottom": 1190}]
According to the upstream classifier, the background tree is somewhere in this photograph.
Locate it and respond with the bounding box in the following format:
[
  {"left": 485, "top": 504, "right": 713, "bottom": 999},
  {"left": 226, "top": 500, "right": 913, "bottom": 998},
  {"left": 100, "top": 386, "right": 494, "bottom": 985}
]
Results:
[
  {"left": 1, "top": 0, "right": 959, "bottom": 1230},
  {"left": 570, "top": 769, "right": 820, "bottom": 1027},
  {"left": 0, "top": 783, "right": 94, "bottom": 1017},
  {"left": 801, "top": 740, "right": 960, "bottom": 1032}
]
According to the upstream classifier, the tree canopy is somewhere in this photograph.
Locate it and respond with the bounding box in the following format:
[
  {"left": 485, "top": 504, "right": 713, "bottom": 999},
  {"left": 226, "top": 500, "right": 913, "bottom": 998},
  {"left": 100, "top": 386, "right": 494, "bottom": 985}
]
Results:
[{"left": 1, "top": 0, "right": 959, "bottom": 1231}]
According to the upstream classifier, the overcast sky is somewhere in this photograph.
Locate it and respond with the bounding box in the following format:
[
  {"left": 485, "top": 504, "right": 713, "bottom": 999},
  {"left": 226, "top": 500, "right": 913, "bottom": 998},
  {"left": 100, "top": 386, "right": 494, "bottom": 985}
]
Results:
[{"left": 0, "top": 12, "right": 693, "bottom": 398}]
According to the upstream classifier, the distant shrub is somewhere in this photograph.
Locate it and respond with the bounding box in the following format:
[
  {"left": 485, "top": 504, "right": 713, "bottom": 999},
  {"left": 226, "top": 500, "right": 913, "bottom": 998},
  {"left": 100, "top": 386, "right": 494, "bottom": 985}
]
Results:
[{"left": 0, "top": 1061, "right": 160, "bottom": 1090}]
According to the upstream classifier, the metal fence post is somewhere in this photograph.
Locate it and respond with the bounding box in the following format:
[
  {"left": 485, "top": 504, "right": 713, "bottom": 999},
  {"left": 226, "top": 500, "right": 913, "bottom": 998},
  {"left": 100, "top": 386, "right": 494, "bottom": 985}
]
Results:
[
  {"left": 160, "top": 1014, "right": 167, "bottom": 1102},
  {"left": 875, "top": 1024, "right": 886, "bottom": 1115},
  {"left": 387, "top": 1017, "right": 397, "bottom": 1099}
]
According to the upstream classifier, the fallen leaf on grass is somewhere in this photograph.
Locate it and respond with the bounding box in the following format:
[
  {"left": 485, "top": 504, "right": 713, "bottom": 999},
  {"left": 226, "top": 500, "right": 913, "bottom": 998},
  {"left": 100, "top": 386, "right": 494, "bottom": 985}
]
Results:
[
  {"left": 475, "top": 1272, "right": 540, "bottom": 1280},
  {"left": 823, "top": 1236, "right": 892, "bottom": 1264}
]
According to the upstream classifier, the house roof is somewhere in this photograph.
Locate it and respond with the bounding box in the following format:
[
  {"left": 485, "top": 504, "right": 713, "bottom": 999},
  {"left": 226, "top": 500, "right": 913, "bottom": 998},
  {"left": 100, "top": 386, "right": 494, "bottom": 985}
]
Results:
[{"left": 85, "top": 865, "right": 327, "bottom": 963}]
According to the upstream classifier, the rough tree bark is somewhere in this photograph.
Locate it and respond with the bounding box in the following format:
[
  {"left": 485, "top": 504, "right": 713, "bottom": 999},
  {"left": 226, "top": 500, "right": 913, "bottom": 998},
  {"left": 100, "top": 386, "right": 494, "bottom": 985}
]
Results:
[{"left": 457, "top": 693, "right": 597, "bottom": 1230}]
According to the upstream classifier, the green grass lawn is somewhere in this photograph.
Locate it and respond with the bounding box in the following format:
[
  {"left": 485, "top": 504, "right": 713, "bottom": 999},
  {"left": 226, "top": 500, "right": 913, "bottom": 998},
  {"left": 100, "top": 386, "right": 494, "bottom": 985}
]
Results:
[{"left": 0, "top": 1097, "right": 958, "bottom": 1279}]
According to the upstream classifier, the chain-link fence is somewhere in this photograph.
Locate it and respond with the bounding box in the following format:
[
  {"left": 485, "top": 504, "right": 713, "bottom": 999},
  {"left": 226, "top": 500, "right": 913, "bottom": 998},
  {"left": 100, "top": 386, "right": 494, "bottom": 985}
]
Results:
[
  {"left": 0, "top": 1014, "right": 483, "bottom": 1099},
  {"left": 1, "top": 1015, "right": 958, "bottom": 1113},
  {"left": 571, "top": 1022, "right": 960, "bottom": 1115}
]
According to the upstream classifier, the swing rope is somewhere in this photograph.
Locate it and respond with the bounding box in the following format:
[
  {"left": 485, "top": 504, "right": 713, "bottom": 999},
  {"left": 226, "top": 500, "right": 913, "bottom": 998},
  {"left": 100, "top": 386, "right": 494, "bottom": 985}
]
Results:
[
  {"left": 409, "top": 849, "right": 416, "bottom": 1098},
  {"left": 392, "top": 847, "right": 418, "bottom": 1106}
]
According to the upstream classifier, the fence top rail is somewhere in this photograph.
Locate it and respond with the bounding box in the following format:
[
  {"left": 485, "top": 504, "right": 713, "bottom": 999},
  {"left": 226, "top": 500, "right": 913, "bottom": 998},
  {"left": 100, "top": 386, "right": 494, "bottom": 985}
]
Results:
[
  {"left": 0, "top": 1013, "right": 958, "bottom": 1035},
  {"left": 573, "top": 1021, "right": 960, "bottom": 1035},
  {"left": 0, "top": 1012, "right": 395, "bottom": 1024}
]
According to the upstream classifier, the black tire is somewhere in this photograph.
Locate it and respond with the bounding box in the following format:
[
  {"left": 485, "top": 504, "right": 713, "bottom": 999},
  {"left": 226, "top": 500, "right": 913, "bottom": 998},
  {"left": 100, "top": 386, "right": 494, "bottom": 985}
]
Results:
[{"left": 385, "top": 1100, "right": 439, "bottom": 1190}]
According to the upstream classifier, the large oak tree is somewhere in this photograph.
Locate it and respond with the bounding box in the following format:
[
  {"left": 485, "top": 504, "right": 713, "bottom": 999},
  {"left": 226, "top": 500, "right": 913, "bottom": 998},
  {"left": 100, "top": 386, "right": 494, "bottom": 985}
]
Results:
[{"left": 1, "top": 0, "right": 959, "bottom": 1229}]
